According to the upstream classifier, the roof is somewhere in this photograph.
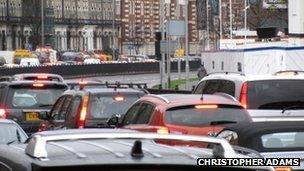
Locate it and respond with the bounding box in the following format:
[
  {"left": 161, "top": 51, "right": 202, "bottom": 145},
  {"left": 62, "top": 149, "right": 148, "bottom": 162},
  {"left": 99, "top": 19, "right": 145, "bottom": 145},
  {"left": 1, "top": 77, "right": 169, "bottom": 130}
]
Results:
[
  {"left": 83, "top": 87, "right": 147, "bottom": 94},
  {"left": 202, "top": 73, "right": 304, "bottom": 82},
  {"left": 219, "top": 121, "right": 304, "bottom": 152},
  {"left": 0, "top": 119, "right": 16, "bottom": 124},
  {"left": 1, "top": 129, "right": 241, "bottom": 168},
  {"left": 143, "top": 94, "right": 241, "bottom": 108}
]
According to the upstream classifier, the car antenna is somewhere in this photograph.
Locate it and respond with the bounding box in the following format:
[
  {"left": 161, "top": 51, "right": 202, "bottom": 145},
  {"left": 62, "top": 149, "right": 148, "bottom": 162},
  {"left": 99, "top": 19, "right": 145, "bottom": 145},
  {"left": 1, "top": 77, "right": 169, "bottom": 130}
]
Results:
[
  {"left": 131, "top": 140, "right": 144, "bottom": 158},
  {"left": 200, "top": 94, "right": 204, "bottom": 101}
]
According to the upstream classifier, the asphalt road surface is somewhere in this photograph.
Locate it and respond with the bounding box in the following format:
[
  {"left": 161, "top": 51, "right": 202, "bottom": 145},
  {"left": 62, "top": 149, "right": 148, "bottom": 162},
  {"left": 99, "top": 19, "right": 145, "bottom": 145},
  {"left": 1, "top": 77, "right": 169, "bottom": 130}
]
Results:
[{"left": 67, "top": 71, "right": 197, "bottom": 89}]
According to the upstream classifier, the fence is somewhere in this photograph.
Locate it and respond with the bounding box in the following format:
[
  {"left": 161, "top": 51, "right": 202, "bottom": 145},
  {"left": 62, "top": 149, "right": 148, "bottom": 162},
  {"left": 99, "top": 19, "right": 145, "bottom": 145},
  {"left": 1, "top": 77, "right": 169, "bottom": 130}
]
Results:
[{"left": 0, "top": 60, "right": 201, "bottom": 78}]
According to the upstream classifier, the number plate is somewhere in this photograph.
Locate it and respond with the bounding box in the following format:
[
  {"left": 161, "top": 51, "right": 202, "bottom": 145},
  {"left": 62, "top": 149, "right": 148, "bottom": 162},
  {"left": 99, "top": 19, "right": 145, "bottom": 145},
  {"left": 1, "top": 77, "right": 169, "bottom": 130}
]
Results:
[{"left": 26, "top": 112, "right": 40, "bottom": 121}]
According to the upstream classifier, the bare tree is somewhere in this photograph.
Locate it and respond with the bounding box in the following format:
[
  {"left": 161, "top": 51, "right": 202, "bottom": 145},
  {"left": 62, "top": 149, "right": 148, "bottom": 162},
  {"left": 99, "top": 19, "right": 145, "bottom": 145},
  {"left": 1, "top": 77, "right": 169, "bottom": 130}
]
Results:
[{"left": 248, "top": 0, "right": 288, "bottom": 29}]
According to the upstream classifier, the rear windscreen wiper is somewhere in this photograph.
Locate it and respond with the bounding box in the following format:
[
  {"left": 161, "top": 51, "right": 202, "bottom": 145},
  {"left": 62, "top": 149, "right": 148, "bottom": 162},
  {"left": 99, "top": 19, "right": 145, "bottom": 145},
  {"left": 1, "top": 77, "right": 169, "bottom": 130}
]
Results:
[
  {"left": 210, "top": 121, "right": 237, "bottom": 125},
  {"left": 39, "top": 104, "right": 53, "bottom": 107},
  {"left": 282, "top": 105, "right": 304, "bottom": 113}
]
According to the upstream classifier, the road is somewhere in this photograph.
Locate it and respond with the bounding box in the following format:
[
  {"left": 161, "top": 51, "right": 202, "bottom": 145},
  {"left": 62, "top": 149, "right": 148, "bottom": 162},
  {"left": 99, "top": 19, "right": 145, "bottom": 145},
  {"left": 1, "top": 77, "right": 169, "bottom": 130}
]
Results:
[{"left": 67, "top": 71, "right": 197, "bottom": 89}]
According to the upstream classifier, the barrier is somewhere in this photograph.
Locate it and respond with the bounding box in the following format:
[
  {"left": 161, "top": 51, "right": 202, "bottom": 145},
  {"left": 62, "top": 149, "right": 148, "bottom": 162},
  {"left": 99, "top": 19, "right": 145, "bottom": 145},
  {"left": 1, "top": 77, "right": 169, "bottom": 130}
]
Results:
[{"left": 0, "top": 61, "right": 201, "bottom": 78}]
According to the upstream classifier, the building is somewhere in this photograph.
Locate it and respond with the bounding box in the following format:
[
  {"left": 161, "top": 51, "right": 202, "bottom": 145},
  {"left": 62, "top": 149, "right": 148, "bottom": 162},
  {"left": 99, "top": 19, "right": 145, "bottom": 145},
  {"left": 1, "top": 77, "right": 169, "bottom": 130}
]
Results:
[
  {"left": 121, "top": 0, "right": 199, "bottom": 56},
  {"left": 197, "top": 0, "right": 288, "bottom": 51},
  {"left": 0, "top": 0, "right": 121, "bottom": 52}
]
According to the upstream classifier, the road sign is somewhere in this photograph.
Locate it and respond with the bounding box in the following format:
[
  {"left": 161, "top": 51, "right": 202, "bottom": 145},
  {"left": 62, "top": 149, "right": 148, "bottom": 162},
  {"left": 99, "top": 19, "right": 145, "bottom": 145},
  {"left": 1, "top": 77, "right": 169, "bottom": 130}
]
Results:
[{"left": 160, "top": 40, "right": 178, "bottom": 54}]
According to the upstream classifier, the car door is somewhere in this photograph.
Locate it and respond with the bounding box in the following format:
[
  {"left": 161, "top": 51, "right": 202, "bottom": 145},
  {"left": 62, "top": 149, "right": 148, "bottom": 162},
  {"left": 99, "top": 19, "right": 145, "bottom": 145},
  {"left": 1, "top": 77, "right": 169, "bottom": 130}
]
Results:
[
  {"left": 121, "top": 102, "right": 142, "bottom": 128},
  {"left": 122, "top": 102, "right": 156, "bottom": 132},
  {"left": 47, "top": 95, "right": 72, "bottom": 130},
  {"left": 65, "top": 96, "right": 82, "bottom": 128}
]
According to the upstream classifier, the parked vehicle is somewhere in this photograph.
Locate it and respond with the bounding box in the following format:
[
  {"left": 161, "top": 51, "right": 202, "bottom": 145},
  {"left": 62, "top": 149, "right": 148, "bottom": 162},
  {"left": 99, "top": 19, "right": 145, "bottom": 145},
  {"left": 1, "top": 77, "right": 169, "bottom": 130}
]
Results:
[
  {"left": 0, "top": 73, "right": 68, "bottom": 134},
  {"left": 193, "top": 71, "right": 304, "bottom": 121},
  {"left": 108, "top": 94, "right": 251, "bottom": 138},
  {"left": 19, "top": 58, "right": 40, "bottom": 66},
  {"left": 38, "top": 83, "right": 147, "bottom": 131},
  {"left": 0, "top": 119, "right": 28, "bottom": 145},
  {"left": 216, "top": 121, "right": 304, "bottom": 170},
  {"left": 0, "top": 129, "right": 274, "bottom": 171}
]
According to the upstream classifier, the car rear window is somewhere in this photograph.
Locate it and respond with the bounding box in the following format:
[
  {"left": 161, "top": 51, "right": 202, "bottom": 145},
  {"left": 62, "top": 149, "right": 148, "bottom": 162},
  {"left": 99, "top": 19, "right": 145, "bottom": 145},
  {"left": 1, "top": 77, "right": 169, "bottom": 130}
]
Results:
[
  {"left": 89, "top": 94, "right": 142, "bottom": 119},
  {"left": 8, "top": 88, "right": 65, "bottom": 109},
  {"left": 247, "top": 80, "right": 304, "bottom": 109},
  {"left": 0, "top": 123, "right": 27, "bottom": 144},
  {"left": 262, "top": 132, "right": 304, "bottom": 149},
  {"left": 165, "top": 105, "right": 250, "bottom": 127}
]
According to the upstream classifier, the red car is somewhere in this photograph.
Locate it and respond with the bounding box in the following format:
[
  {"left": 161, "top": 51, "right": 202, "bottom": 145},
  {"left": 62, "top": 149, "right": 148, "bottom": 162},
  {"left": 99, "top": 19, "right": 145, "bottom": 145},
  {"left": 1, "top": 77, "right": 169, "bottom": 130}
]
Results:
[{"left": 108, "top": 94, "right": 252, "bottom": 138}]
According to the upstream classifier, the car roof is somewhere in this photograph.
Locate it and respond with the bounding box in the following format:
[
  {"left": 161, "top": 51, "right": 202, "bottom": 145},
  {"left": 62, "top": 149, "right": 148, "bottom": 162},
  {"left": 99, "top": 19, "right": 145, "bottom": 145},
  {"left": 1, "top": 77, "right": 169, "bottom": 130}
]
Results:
[
  {"left": 142, "top": 94, "right": 241, "bottom": 108},
  {"left": 1, "top": 129, "right": 241, "bottom": 168},
  {"left": 219, "top": 121, "right": 304, "bottom": 152},
  {"left": 202, "top": 73, "right": 304, "bottom": 82},
  {"left": 0, "top": 119, "right": 16, "bottom": 124},
  {"left": 83, "top": 87, "right": 147, "bottom": 94}
]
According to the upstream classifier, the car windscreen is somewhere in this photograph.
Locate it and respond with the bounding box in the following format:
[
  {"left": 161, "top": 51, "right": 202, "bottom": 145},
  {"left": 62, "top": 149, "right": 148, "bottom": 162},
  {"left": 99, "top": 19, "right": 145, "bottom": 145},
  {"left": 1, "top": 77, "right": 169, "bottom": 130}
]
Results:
[
  {"left": 88, "top": 94, "right": 143, "bottom": 119},
  {"left": 261, "top": 132, "right": 304, "bottom": 150},
  {"left": 247, "top": 80, "right": 304, "bottom": 109},
  {"left": 8, "top": 87, "right": 65, "bottom": 109},
  {"left": 0, "top": 123, "right": 27, "bottom": 144},
  {"left": 165, "top": 105, "right": 249, "bottom": 127}
]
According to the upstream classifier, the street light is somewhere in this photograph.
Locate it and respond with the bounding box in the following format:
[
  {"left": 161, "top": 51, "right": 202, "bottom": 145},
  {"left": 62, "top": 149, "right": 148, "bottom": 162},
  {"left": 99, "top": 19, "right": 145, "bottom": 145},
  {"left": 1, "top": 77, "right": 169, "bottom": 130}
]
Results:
[
  {"left": 41, "top": 0, "right": 45, "bottom": 46},
  {"left": 244, "top": 0, "right": 250, "bottom": 46},
  {"left": 112, "top": 0, "right": 116, "bottom": 60},
  {"left": 185, "top": 0, "right": 190, "bottom": 89}
]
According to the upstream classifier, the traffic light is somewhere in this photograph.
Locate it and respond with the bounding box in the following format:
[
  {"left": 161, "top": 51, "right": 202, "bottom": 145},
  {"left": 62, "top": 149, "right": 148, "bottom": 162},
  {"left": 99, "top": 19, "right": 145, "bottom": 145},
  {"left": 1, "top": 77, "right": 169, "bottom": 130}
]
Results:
[{"left": 155, "top": 32, "right": 161, "bottom": 60}]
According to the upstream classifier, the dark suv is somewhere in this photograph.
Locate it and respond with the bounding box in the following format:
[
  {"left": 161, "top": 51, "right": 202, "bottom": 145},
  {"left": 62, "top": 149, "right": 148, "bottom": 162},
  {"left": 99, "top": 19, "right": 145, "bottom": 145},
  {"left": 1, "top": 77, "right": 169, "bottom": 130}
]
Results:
[
  {"left": 39, "top": 83, "right": 147, "bottom": 130},
  {"left": 0, "top": 73, "right": 68, "bottom": 134}
]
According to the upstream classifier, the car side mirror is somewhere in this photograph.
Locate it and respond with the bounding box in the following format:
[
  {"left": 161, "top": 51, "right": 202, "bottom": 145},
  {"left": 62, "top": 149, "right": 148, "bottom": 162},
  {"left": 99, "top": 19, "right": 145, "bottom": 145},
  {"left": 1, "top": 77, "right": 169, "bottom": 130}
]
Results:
[
  {"left": 39, "top": 111, "right": 50, "bottom": 120},
  {"left": 107, "top": 114, "right": 121, "bottom": 127}
]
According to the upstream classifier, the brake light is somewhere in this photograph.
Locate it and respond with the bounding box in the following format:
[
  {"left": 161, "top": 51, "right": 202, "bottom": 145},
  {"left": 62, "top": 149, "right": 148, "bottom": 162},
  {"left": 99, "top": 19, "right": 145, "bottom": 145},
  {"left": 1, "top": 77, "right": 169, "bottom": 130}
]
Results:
[
  {"left": 195, "top": 104, "right": 218, "bottom": 109},
  {"left": 157, "top": 127, "right": 169, "bottom": 134},
  {"left": 114, "top": 95, "right": 125, "bottom": 102},
  {"left": 275, "top": 167, "right": 292, "bottom": 171},
  {"left": 79, "top": 80, "right": 88, "bottom": 85},
  {"left": 239, "top": 82, "right": 248, "bottom": 109},
  {"left": 38, "top": 123, "right": 47, "bottom": 132},
  {"left": 37, "top": 75, "right": 48, "bottom": 79},
  {"left": 33, "top": 83, "right": 44, "bottom": 87},
  {"left": 77, "top": 95, "right": 89, "bottom": 128},
  {"left": 0, "top": 109, "right": 6, "bottom": 119}
]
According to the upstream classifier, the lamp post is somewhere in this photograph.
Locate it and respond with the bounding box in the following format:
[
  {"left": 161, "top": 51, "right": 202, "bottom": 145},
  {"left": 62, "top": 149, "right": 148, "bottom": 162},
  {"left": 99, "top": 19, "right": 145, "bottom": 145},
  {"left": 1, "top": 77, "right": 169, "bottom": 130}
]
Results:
[
  {"left": 112, "top": 0, "right": 116, "bottom": 60},
  {"left": 41, "top": 0, "right": 45, "bottom": 46},
  {"left": 185, "top": 0, "right": 190, "bottom": 89},
  {"left": 244, "top": 0, "right": 250, "bottom": 46}
]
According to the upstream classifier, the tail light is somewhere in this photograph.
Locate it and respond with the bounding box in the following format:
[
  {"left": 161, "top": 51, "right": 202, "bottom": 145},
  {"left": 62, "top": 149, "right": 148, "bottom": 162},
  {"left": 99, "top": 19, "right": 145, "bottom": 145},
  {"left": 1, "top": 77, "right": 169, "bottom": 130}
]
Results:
[
  {"left": 77, "top": 95, "right": 89, "bottom": 128},
  {"left": 37, "top": 75, "right": 48, "bottom": 79},
  {"left": 275, "top": 167, "right": 292, "bottom": 171},
  {"left": 33, "top": 83, "right": 45, "bottom": 87},
  {"left": 157, "top": 127, "right": 169, "bottom": 134},
  {"left": 239, "top": 82, "right": 248, "bottom": 109},
  {"left": 38, "top": 123, "right": 47, "bottom": 132},
  {"left": 0, "top": 109, "right": 6, "bottom": 119}
]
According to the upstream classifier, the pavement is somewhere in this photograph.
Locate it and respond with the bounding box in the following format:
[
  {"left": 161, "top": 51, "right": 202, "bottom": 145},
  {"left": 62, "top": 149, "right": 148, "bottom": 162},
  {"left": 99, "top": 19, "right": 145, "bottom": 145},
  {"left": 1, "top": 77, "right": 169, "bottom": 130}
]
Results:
[{"left": 67, "top": 71, "right": 197, "bottom": 89}]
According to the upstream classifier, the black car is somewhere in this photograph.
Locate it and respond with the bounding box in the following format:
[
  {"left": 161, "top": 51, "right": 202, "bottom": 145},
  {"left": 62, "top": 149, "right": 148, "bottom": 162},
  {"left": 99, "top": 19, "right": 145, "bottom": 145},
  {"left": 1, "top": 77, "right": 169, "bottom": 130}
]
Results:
[
  {"left": 216, "top": 121, "right": 304, "bottom": 170},
  {"left": 39, "top": 83, "right": 147, "bottom": 130},
  {"left": 0, "top": 129, "right": 274, "bottom": 171},
  {"left": 0, "top": 73, "right": 68, "bottom": 134}
]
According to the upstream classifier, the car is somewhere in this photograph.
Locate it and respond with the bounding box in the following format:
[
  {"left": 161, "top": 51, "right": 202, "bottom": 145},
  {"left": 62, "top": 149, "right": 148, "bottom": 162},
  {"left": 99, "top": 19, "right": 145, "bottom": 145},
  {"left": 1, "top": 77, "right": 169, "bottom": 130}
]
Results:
[
  {"left": 0, "top": 129, "right": 275, "bottom": 171},
  {"left": 193, "top": 71, "right": 304, "bottom": 121},
  {"left": 108, "top": 94, "right": 251, "bottom": 137},
  {"left": 64, "top": 79, "right": 106, "bottom": 90},
  {"left": 83, "top": 58, "right": 101, "bottom": 64},
  {"left": 19, "top": 58, "right": 40, "bottom": 66},
  {"left": 38, "top": 83, "right": 147, "bottom": 131},
  {"left": 0, "top": 119, "right": 28, "bottom": 145},
  {"left": 216, "top": 121, "right": 304, "bottom": 171},
  {"left": 0, "top": 73, "right": 68, "bottom": 134}
]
